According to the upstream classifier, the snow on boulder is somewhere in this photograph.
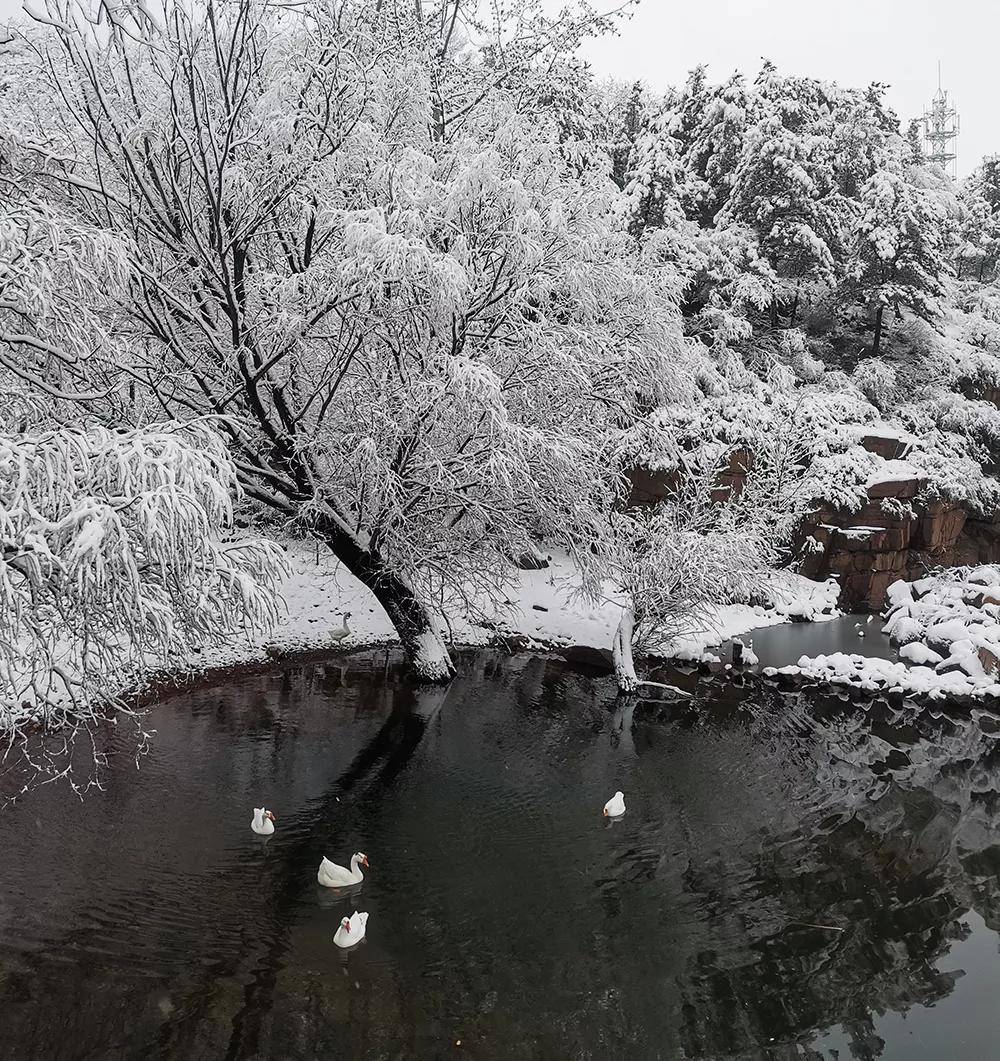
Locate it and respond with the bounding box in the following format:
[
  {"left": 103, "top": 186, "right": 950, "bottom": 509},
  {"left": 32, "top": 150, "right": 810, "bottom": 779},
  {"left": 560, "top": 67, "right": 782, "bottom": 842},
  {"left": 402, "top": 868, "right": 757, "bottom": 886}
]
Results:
[
  {"left": 899, "top": 642, "right": 943, "bottom": 666},
  {"left": 865, "top": 459, "right": 923, "bottom": 500},
  {"left": 885, "top": 579, "right": 913, "bottom": 608},
  {"left": 935, "top": 638, "right": 986, "bottom": 679},
  {"left": 782, "top": 566, "right": 1000, "bottom": 702},
  {"left": 763, "top": 570, "right": 840, "bottom": 620},
  {"left": 733, "top": 639, "right": 759, "bottom": 666},
  {"left": 882, "top": 612, "right": 922, "bottom": 644},
  {"left": 924, "top": 618, "right": 977, "bottom": 648}
]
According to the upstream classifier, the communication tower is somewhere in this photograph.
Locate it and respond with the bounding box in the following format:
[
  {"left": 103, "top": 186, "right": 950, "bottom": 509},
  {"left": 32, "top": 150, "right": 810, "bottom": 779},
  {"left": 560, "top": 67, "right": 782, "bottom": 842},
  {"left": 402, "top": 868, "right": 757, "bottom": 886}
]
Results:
[{"left": 923, "top": 62, "right": 959, "bottom": 178}]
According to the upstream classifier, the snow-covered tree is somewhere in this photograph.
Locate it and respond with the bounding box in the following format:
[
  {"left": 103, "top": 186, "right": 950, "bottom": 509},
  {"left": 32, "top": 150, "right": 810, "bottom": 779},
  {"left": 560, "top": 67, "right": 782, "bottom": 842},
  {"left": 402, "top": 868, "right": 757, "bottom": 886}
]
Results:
[
  {"left": 905, "top": 119, "right": 925, "bottom": 165},
  {"left": 848, "top": 163, "right": 951, "bottom": 356},
  {"left": 600, "top": 79, "right": 649, "bottom": 191},
  {"left": 0, "top": 202, "right": 124, "bottom": 404},
  {"left": 831, "top": 83, "right": 899, "bottom": 200},
  {"left": 956, "top": 191, "right": 1000, "bottom": 282},
  {"left": 10, "top": 0, "right": 693, "bottom": 682},
  {"left": 594, "top": 472, "right": 779, "bottom": 693},
  {"left": 0, "top": 420, "right": 285, "bottom": 793},
  {"left": 676, "top": 71, "right": 757, "bottom": 227},
  {"left": 625, "top": 105, "right": 688, "bottom": 237},
  {"left": 718, "top": 66, "right": 848, "bottom": 326},
  {"left": 957, "top": 164, "right": 1000, "bottom": 282}
]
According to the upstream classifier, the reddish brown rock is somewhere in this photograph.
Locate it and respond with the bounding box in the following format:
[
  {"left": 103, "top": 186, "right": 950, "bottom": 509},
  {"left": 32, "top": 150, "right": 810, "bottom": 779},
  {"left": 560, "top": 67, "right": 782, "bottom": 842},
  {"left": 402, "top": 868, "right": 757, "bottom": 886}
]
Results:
[
  {"left": 912, "top": 502, "right": 966, "bottom": 553},
  {"left": 866, "top": 476, "right": 923, "bottom": 500},
  {"left": 979, "top": 645, "right": 999, "bottom": 677},
  {"left": 861, "top": 432, "right": 911, "bottom": 461}
]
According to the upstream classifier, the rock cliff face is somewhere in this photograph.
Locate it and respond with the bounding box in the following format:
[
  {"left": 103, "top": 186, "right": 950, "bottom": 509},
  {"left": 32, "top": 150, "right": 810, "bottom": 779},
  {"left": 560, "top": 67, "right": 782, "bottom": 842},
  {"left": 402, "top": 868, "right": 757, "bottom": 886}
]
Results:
[
  {"left": 627, "top": 428, "right": 1000, "bottom": 613},
  {"left": 797, "top": 498, "right": 973, "bottom": 611},
  {"left": 626, "top": 449, "right": 752, "bottom": 507},
  {"left": 798, "top": 429, "right": 999, "bottom": 610}
]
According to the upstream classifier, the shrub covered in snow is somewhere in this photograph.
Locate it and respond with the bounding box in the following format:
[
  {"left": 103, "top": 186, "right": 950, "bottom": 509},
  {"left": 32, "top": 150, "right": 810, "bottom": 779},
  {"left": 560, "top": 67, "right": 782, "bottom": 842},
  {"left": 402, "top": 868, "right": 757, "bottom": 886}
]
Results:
[{"left": 0, "top": 422, "right": 286, "bottom": 792}]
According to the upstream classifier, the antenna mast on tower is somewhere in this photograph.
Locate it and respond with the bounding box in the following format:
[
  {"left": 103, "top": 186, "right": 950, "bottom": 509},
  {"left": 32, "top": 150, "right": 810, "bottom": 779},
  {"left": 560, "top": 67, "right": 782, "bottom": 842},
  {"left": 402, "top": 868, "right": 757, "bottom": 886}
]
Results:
[{"left": 923, "top": 62, "right": 959, "bottom": 178}]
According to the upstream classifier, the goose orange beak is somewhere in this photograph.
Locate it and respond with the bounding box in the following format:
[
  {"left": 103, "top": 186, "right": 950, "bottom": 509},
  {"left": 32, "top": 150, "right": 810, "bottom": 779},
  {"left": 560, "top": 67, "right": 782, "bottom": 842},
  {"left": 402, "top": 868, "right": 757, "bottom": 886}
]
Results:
[{"left": 361, "top": 855, "right": 369, "bottom": 868}]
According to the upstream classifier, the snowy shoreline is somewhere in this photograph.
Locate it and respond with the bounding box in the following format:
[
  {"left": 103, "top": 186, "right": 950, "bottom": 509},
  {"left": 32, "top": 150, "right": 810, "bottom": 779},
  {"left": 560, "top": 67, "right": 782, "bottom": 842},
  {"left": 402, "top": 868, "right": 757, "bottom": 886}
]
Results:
[
  {"left": 132, "top": 540, "right": 839, "bottom": 703},
  {"left": 762, "top": 567, "right": 1000, "bottom": 704},
  {"left": 129, "top": 548, "right": 1000, "bottom": 713}
]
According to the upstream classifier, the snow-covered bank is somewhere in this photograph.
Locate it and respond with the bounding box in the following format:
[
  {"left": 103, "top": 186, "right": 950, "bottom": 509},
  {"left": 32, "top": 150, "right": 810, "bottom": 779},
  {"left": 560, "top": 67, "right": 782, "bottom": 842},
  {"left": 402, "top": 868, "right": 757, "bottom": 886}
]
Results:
[
  {"left": 765, "top": 566, "right": 1000, "bottom": 701},
  {"left": 183, "top": 541, "right": 840, "bottom": 682}
]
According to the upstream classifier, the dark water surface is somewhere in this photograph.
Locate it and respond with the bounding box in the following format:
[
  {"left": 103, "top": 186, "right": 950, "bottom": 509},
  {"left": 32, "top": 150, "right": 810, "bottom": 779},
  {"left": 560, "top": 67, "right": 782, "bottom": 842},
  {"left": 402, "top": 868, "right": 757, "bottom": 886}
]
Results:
[
  {"left": 723, "top": 613, "right": 897, "bottom": 670},
  {"left": 3, "top": 648, "right": 1000, "bottom": 1060}
]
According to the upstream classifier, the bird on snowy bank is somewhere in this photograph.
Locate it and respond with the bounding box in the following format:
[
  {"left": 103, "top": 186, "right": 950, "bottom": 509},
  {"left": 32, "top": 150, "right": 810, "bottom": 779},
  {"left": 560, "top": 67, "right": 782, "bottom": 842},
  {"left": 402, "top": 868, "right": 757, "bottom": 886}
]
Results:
[
  {"left": 251, "top": 808, "right": 276, "bottom": 835},
  {"left": 603, "top": 791, "right": 626, "bottom": 818},
  {"left": 333, "top": 911, "right": 368, "bottom": 948},
  {"left": 318, "top": 852, "right": 369, "bottom": 888}
]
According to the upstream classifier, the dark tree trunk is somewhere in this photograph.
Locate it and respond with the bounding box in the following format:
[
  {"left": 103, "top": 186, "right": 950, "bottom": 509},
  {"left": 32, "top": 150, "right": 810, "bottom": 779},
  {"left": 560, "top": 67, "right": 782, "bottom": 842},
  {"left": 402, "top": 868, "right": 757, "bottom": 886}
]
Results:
[
  {"left": 872, "top": 304, "right": 884, "bottom": 358},
  {"left": 769, "top": 298, "right": 779, "bottom": 329},
  {"left": 789, "top": 291, "right": 800, "bottom": 326},
  {"left": 309, "top": 511, "right": 456, "bottom": 683}
]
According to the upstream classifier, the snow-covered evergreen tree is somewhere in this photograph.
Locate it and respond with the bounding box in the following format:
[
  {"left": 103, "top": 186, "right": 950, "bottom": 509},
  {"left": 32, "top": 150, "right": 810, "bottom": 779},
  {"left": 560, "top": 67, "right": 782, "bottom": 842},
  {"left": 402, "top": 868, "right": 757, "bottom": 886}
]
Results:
[
  {"left": 848, "top": 161, "right": 951, "bottom": 356},
  {"left": 676, "top": 71, "right": 757, "bottom": 227},
  {"left": 722, "top": 68, "right": 852, "bottom": 322}
]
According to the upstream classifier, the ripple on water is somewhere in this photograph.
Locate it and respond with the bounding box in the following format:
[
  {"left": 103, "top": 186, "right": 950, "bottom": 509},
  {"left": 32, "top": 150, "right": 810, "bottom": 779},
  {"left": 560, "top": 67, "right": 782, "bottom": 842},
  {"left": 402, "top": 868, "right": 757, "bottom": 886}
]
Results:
[{"left": 2, "top": 649, "right": 1000, "bottom": 1060}]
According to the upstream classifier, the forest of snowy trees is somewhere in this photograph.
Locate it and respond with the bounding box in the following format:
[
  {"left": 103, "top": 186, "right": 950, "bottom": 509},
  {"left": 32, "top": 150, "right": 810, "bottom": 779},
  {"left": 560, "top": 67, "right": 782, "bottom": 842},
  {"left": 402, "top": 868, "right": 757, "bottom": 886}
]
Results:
[{"left": 3, "top": 0, "right": 1000, "bottom": 764}]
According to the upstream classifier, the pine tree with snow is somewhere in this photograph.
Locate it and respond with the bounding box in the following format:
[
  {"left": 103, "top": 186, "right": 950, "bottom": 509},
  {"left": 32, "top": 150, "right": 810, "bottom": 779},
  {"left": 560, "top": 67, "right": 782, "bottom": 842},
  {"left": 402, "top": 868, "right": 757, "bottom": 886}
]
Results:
[
  {"left": 717, "top": 65, "right": 848, "bottom": 327},
  {"left": 832, "top": 83, "right": 900, "bottom": 200},
  {"left": 604, "top": 80, "right": 649, "bottom": 191},
  {"left": 848, "top": 161, "right": 950, "bottom": 356},
  {"left": 905, "top": 119, "right": 925, "bottom": 165},
  {"left": 676, "top": 72, "right": 758, "bottom": 227},
  {"left": 956, "top": 190, "right": 1000, "bottom": 282},
  {"left": 958, "top": 160, "right": 1000, "bottom": 282},
  {"left": 625, "top": 105, "right": 688, "bottom": 237}
]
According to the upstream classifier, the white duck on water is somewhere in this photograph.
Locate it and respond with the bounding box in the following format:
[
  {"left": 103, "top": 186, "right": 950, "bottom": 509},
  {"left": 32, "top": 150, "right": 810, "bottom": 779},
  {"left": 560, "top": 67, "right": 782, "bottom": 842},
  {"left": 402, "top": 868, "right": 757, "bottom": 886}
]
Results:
[
  {"left": 603, "top": 791, "right": 626, "bottom": 818},
  {"left": 333, "top": 911, "right": 368, "bottom": 948},
  {"left": 251, "top": 808, "right": 276, "bottom": 835},
  {"left": 318, "top": 852, "right": 369, "bottom": 888}
]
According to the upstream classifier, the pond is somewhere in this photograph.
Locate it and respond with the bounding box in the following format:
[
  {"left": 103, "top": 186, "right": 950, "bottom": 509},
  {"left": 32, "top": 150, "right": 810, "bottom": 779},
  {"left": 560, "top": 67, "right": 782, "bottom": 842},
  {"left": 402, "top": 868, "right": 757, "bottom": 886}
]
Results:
[{"left": 2, "top": 647, "right": 1000, "bottom": 1060}]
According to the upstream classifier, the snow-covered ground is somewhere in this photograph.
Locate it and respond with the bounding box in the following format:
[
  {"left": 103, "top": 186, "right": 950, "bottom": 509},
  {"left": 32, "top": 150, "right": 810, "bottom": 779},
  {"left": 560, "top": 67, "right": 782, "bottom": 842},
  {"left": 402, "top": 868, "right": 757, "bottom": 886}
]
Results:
[
  {"left": 765, "top": 566, "right": 1000, "bottom": 701},
  {"left": 184, "top": 540, "right": 840, "bottom": 681}
]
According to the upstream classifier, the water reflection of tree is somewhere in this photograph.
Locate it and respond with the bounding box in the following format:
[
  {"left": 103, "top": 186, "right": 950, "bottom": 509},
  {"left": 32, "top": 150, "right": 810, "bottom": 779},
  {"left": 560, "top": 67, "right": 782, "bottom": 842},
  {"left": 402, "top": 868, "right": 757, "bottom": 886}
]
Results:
[
  {"left": 663, "top": 686, "right": 1000, "bottom": 1060},
  {"left": 5, "top": 655, "right": 1000, "bottom": 1059}
]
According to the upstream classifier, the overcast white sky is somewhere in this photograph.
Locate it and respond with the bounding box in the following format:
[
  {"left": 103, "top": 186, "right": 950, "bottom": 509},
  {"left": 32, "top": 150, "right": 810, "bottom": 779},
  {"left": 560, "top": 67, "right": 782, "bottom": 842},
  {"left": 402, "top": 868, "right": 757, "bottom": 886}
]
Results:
[
  {"left": 582, "top": 0, "right": 997, "bottom": 176},
  {"left": 1, "top": 0, "right": 994, "bottom": 175}
]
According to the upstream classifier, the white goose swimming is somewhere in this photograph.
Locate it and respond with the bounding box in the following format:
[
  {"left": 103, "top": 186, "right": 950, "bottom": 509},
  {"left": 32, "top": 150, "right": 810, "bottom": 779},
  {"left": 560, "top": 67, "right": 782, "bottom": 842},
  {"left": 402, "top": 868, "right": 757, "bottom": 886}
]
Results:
[
  {"left": 603, "top": 791, "right": 626, "bottom": 818},
  {"left": 318, "top": 852, "right": 369, "bottom": 888},
  {"left": 329, "top": 613, "right": 352, "bottom": 643},
  {"left": 333, "top": 911, "right": 368, "bottom": 948},
  {"left": 251, "top": 807, "right": 276, "bottom": 835}
]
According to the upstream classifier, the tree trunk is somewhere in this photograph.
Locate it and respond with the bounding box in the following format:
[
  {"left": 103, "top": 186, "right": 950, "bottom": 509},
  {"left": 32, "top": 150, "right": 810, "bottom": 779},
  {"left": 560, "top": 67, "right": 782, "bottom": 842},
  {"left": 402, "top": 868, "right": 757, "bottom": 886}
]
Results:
[
  {"left": 609, "top": 697, "right": 636, "bottom": 755},
  {"left": 310, "top": 512, "right": 456, "bottom": 683},
  {"left": 769, "top": 298, "right": 779, "bottom": 329},
  {"left": 872, "top": 304, "right": 884, "bottom": 358},
  {"left": 611, "top": 606, "right": 692, "bottom": 698},
  {"left": 957, "top": 255, "right": 964, "bottom": 280},
  {"left": 612, "top": 606, "right": 639, "bottom": 692},
  {"left": 789, "top": 290, "right": 800, "bottom": 326}
]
